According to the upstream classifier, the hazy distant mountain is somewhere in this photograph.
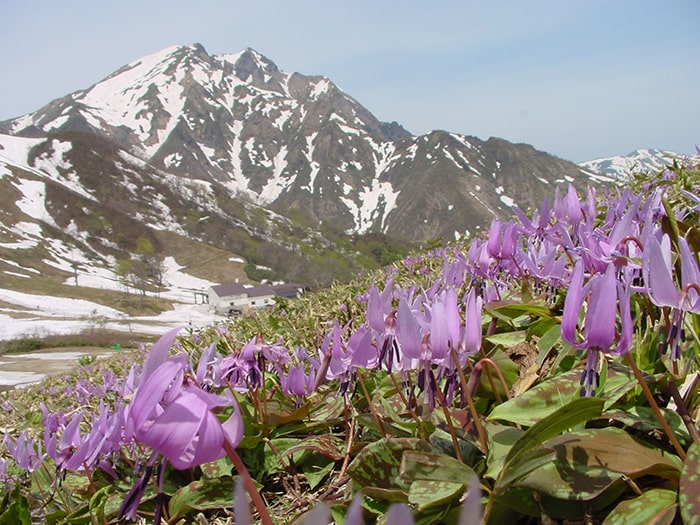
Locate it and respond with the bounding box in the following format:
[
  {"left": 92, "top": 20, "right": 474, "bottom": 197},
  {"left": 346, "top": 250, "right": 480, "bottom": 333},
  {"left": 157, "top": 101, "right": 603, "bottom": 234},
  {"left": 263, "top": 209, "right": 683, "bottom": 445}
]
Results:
[
  {"left": 0, "top": 43, "right": 613, "bottom": 287},
  {"left": 578, "top": 148, "right": 698, "bottom": 179}
]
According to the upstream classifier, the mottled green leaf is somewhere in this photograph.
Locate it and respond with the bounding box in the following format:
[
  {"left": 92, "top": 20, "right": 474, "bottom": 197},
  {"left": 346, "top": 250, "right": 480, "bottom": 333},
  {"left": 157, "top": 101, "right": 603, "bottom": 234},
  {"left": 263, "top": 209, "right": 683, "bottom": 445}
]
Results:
[
  {"left": 484, "top": 330, "right": 528, "bottom": 348},
  {"left": 488, "top": 362, "right": 640, "bottom": 427},
  {"left": 347, "top": 438, "right": 430, "bottom": 491},
  {"left": 263, "top": 400, "right": 311, "bottom": 425},
  {"left": 264, "top": 437, "right": 300, "bottom": 474},
  {"left": 281, "top": 434, "right": 346, "bottom": 460},
  {"left": 602, "top": 489, "right": 677, "bottom": 525},
  {"left": 598, "top": 362, "right": 645, "bottom": 408},
  {"left": 516, "top": 427, "right": 682, "bottom": 501},
  {"left": 168, "top": 476, "right": 235, "bottom": 520},
  {"left": 680, "top": 440, "right": 700, "bottom": 525},
  {"left": 498, "top": 446, "right": 556, "bottom": 492},
  {"left": 604, "top": 406, "right": 691, "bottom": 446},
  {"left": 87, "top": 487, "right": 111, "bottom": 525},
  {"left": 400, "top": 450, "right": 477, "bottom": 484},
  {"left": 305, "top": 460, "right": 335, "bottom": 491},
  {"left": 477, "top": 348, "right": 520, "bottom": 398},
  {"left": 504, "top": 397, "right": 604, "bottom": 469},
  {"left": 200, "top": 455, "right": 234, "bottom": 479},
  {"left": 487, "top": 368, "right": 581, "bottom": 425},
  {"left": 0, "top": 487, "right": 31, "bottom": 525},
  {"left": 408, "top": 479, "right": 465, "bottom": 511},
  {"left": 485, "top": 422, "right": 524, "bottom": 481},
  {"left": 491, "top": 303, "right": 555, "bottom": 320},
  {"left": 360, "top": 486, "right": 409, "bottom": 503}
]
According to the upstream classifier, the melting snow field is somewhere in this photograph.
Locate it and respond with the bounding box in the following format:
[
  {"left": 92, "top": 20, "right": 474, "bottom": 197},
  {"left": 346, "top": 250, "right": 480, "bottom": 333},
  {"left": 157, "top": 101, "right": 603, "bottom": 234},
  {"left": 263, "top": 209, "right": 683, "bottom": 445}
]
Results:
[
  {"left": 0, "top": 257, "right": 226, "bottom": 341},
  {"left": 0, "top": 259, "right": 230, "bottom": 388}
]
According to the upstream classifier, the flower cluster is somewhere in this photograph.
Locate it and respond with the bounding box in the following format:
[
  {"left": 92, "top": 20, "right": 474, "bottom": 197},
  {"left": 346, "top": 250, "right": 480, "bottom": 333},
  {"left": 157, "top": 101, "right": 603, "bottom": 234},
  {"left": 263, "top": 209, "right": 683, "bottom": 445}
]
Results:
[{"left": 1, "top": 160, "right": 698, "bottom": 523}]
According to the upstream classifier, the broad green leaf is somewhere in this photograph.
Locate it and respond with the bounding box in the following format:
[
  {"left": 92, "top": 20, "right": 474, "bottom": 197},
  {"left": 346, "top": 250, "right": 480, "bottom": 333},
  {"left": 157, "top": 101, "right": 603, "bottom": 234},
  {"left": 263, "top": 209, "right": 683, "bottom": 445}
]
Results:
[
  {"left": 535, "top": 322, "right": 562, "bottom": 366},
  {"left": 485, "top": 488, "right": 538, "bottom": 523},
  {"left": 281, "top": 434, "right": 346, "bottom": 461},
  {"left": 200, "top": 455, "right": 234, "bottom": 479},
  {"left": 484, "top": 330, "right": 528, "bottom": 348},
  {"left": 400, "top": 450, "right": 477, "bottom": 484},
  {"left": 495, "top": 483, "right": 625, "bottom": 521},
  {"left": 168, "top": 476, "right": 235, "bottom": 520},
  {"left": 602, "top": 489, "right": 677, "bottom": 525},
  {"left": 487, "top": 368, "right": 581, "bottom": 426},
  {"left": 526, "top": 316, "right": 558, "bottom": 339},
  {"left": 485, "top": 422, "right": 524, "bottom": 481},
  {"left": 263, "top": 400, "right": 311, "bottom": 425},
  {"left": 477, "top": 348, "right": 520, "bottom": 398},
  {"left": 491, "top": 303, "right": 554, "bottom": 319},
  {"left": 347, "top": 438, "right": 430, "bottom": 491},
  {"left": 60, "top": 472, "right": 92, "bottom": 495},
  {"left": 429, "top": 426, "right": 482, "bottom": 466},
  {"left": 305, "top": 460, "right": 335, "bottom": 491},
  {"left": 49, "top": 503, "right": 92, "bottom": 525},
  {"left": 88, "top": 487, "right": 111, "bottom": 525},
  {"left": 605, "top": 406, "right": 691, "bottom": 446},
  {"left": 360, "top": 486, "right": 409, "bottom": 503},
  {"left": 597, "top": 361, "right": 638, "bottom": 407},
  {"left": 680, "top": 440, "right": 700, "bottom": 525},
  {"left": 0, "top": 487, "right": 31, "bottom": 525},
  {"left": 489, "top": 362, "right": 637, "bottom": 427},
  {"left": 408, "top": 479, "right": 465, "bottom": 511},
  {"left": 308, "top": 392, "right": 347, "bottom": 425},
  {"left": 497, "top": 446, "right": 556, "bottom": 492},
  {"left": 264, "top": 437, "right": 300, "bottom": 474},
  {"left": 515, "top": 427, "right": 682, "bottom": 501},
  {"left": 504, "top": 397, "right": 604, "bottom": 469}
]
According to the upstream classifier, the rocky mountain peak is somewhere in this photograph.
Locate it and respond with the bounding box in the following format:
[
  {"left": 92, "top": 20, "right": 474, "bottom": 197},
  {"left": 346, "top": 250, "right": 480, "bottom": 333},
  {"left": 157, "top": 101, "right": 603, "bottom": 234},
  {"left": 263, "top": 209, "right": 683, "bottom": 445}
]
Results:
[{"left": 0, "top": 44, "right": 619, "bottom": 286}]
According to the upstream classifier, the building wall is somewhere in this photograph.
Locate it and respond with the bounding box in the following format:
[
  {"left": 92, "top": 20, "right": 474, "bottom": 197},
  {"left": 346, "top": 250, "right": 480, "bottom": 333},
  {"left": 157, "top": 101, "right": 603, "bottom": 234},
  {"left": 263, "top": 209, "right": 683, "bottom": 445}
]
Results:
[{"left": 208, "top": 289, "right": 276, "bottom": 314}]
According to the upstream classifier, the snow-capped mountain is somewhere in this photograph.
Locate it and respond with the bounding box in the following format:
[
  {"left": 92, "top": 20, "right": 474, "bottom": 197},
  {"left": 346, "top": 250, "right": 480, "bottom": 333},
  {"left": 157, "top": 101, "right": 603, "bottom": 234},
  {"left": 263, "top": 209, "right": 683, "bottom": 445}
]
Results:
[
  {"left": 0, "top": 43, "right": 613, "bottom": 288},
  {"left": 578, "top": 148, "right": 698, "bottom": 179}
]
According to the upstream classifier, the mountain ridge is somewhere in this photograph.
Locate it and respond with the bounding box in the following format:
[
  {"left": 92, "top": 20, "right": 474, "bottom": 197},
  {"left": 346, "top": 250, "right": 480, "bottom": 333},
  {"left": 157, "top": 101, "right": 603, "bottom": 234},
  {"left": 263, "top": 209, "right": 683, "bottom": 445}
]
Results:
[
  {"left": 577, "top": 148, "right": 699, "bottom": 179},
  {"left": 0, "top": 43, "right": 620, "bottom": 297}
]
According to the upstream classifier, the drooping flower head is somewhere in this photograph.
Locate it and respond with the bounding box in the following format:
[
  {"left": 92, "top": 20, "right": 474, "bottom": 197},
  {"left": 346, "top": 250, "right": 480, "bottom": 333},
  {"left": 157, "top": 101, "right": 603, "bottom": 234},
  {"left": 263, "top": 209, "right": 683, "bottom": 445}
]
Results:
[
  {"left": 643, "top": 233, "right": 700, "bottom": 361},
  {"left": 129, "top": 328, "right": 243, "bottom": 470},
  {"left": 561, "top": 261, "right": 633, "bottom": 396}
]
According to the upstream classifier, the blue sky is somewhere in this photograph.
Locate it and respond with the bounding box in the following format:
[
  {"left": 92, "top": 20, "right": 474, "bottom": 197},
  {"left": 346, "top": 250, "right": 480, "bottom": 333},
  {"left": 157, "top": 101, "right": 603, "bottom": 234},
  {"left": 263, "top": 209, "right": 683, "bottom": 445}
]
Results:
[{"left": 1, "top": 0, "right": 698, "bottom": 162}]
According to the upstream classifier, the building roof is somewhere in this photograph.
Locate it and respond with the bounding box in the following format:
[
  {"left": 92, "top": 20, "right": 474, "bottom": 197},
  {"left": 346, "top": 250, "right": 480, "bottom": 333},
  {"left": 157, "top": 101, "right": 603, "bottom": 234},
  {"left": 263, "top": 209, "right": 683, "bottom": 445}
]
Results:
[
  {"left": 272, "top": 283, "right": 309, "bottom": 297},
  {"left": 211, "top": 282, "right": 310, "bottom": 300},
  {"left": 210, "top": 283, "right": 274, "bottom": 298}
]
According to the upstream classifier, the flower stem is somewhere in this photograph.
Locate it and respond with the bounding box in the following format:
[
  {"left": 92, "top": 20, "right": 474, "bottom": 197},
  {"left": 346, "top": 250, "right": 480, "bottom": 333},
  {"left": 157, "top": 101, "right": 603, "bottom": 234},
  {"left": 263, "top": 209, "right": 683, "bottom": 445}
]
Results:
[
  {"left": 624, "top": 352, "right": 686, "bottom": 459},
  {"left": 667, "top": 376, "right": 700, "bottom": 444},
  {"left": 357, "top": 370, "right": 387, "bottom": 437},
  {"left": 476, "top": 357, "right": 512, "bottom": 400},
  {"left": 451, "top": 349, "right": 488, "bottom": 453},
  {"left": 224, "top": 439, "right": 274, "bottom": 525}
]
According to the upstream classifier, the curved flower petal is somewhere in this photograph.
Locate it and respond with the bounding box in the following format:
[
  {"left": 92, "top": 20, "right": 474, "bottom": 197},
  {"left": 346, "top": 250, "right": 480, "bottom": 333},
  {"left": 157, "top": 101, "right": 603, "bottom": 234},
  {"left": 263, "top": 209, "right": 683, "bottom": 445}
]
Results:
[
  {"left": 561, "top": 261, "right": 585, "bottom": 348},
  {"left": 397, "top": 298, "right": 422, "bottom": 359},
  {"left": 584, "top": 265, "right": 617, "bottom": 349},
  {"left": 643, "top": 234, "right": 679, "bottom": 308}
]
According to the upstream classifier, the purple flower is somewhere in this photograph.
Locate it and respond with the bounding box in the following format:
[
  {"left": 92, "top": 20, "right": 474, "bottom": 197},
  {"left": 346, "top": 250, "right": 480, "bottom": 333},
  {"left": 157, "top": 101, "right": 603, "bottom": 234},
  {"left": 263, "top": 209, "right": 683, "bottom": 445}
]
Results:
[
  {"left": 396, "top": 297, "right": 423, "bottom": 364},
  {"left": 462, "top": 288, "right": 483, "bottom": 356},
  {"left": 3, "top": 431, "right": 43, "bottom": 472},
  {"left": 128, "top": 329, "right": 244, "bottom": 470},
  {"left": 554, "top": 185, "right": 584, "bottom": 226},
  {"left": 131, "top": 358, "right": 243, "bottom": 470},
  {"left": 562, "top": 261, "right": 633, "bottom": 396},
  {"left": 643, "top": 234, "right": 700, "bottom": 359}
]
